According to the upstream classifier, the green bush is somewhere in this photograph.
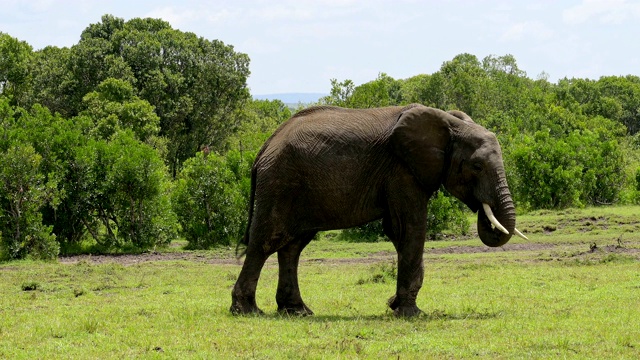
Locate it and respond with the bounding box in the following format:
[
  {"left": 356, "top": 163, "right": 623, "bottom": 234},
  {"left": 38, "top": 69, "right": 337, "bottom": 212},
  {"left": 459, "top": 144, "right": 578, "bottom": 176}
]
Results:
[
  {"left": 106, "top": 132, "right": 178, "bottom": 248},
  {"left": 426, "top": 190, "right": 470, "bottom": 239},
  {"left": 75, "top": 131, "right": 178, "bottom": 250},
  {"left": 0, "top": 144, "right": 59, "bottom": 260},
  {"left": 510, "top": 129, "right": 625, "bottom": 209},
  {"left": 338, "top": 220, "right": 385, "bottom": 243},
  {"left": 172, "top": 152, "right": 245, "bottom": 249}
]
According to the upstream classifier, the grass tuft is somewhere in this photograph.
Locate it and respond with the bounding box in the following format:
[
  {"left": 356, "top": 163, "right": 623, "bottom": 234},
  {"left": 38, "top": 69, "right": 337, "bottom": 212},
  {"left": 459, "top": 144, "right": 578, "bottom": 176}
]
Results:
[{"left": 20, "top": 281, "right": 40, "bottom": 291}]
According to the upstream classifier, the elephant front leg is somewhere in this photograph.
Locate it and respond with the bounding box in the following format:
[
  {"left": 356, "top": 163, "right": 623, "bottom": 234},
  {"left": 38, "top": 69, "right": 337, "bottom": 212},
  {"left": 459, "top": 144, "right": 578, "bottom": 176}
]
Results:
[
  {"left": 276, "top": 237, "right": 314, "bottom": 316},
  {"left": 388, "top": 239, "right": 426, "bottom": 317}
]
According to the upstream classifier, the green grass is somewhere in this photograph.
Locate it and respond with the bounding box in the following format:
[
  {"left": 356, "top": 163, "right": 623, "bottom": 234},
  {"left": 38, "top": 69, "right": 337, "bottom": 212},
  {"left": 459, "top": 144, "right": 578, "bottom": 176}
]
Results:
[{"left": 1, "top": 206, "right": 640, "bottom": 359}]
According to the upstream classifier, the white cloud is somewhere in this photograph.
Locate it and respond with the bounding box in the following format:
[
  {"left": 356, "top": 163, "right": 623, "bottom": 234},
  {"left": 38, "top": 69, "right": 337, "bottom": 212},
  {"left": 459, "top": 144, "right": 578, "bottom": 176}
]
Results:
[
  {"left": 500, "top": 21, "right": 554, "bottom": 42},
  {"left": 246, "top": 5, "right": 314, "bottom": 22},
  {"left": 563, "top": 0, "right": 640, "bottom": 25}
]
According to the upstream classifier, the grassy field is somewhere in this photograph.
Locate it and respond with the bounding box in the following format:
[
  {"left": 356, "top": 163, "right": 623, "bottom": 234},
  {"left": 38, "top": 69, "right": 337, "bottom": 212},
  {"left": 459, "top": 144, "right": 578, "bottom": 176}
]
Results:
[{"left": 1, "top": 206, "right": 639, "bottom": 359}]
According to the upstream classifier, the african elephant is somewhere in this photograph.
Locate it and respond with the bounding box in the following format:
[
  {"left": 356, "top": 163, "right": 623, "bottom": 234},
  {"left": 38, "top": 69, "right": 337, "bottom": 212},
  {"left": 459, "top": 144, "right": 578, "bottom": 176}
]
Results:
[{"left": 230, "top": 104, "right": 526, "bottom": 317}]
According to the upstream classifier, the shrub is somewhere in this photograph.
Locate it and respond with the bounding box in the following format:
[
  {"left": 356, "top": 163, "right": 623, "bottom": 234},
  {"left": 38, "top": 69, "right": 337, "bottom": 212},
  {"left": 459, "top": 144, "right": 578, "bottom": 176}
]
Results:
[
  {"left": 75, "top": 131, "right": 178, "bottom": 250},
  {"left": 426, "top": 190, "right": 470, "bottom": 239},
  {"left": 510, "top": 129, "right": 625, "bottom": 209},
  {"left": 106, "top": 132, "right": 178, "bottom": 248},
  {"left": 172, "top": 152, "right": 245, "bottom": 249},
  {"left": 0, "top": 144, "right": 59, "bottom": 259},
  {"left": 338, "top": 220, "right": 385, "bottom": 243}
]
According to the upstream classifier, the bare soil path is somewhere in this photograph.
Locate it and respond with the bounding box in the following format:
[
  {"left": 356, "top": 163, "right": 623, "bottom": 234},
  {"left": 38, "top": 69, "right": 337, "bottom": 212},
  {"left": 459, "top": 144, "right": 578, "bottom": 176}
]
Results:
[{"left": 55, "top": 240, "right": 640, "bottom": 267}]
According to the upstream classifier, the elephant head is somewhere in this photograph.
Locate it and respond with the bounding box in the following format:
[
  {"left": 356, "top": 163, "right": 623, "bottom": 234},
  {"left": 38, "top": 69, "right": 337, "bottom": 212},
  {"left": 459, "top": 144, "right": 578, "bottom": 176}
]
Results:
[{"left": 390, "top": 105, "right": 526, "bottom": 247}]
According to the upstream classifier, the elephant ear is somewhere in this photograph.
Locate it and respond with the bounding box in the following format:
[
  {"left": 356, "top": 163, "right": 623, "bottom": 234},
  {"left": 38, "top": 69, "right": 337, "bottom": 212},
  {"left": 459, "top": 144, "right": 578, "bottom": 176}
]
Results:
[
  {"left": 390, "top": 106, "right": 453, "bottom": 190},
  {"left": 447, "top": 110, "right": 474, "bottom": 123}
]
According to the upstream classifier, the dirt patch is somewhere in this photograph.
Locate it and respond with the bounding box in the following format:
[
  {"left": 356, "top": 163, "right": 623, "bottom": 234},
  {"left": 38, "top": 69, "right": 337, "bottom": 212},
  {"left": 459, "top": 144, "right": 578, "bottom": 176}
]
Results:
[
  {"left": 57, "top": 252, "right": 399, "bottom": 266},
  {"left": 54, "top": 243, "right": 562, "bottom": 267},
  {"left": 426, "top": 242, "right": 556, "bottom": 254},
  {"left": 48, "top": 237, "right": 640, "bottom": 267},
  {"left": 57, "top": 252, "right": 242, "bottom": 266}
]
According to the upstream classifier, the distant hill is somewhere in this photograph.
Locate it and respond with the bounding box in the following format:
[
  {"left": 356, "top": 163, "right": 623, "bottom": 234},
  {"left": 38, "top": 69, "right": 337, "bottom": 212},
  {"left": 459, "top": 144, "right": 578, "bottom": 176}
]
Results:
[{"left": 253, "top": 93, "right": 326, "bottom": 105}]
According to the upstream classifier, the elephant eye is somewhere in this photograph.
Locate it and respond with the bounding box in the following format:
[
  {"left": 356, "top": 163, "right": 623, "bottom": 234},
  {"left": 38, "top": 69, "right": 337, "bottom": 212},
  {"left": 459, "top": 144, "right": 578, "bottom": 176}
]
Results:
[{"left": 471, "top": 162, "right": 483, "bottom": 173}]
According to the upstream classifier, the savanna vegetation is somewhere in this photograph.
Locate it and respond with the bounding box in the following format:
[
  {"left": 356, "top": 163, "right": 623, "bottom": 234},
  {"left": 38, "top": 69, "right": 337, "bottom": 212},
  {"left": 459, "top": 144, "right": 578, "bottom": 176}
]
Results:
[{"left": 1, "top": 14, "right": 639, "bottom": 261}]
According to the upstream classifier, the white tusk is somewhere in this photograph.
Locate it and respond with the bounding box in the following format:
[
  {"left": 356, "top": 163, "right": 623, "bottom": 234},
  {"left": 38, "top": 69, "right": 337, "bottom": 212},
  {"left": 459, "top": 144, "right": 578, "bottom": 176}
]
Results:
[
  {"left": 514, "top": 228, "right": 529, "bottom": 240},
  {"left": 482, "top": 203, "right": 509, "bottom": 235}
]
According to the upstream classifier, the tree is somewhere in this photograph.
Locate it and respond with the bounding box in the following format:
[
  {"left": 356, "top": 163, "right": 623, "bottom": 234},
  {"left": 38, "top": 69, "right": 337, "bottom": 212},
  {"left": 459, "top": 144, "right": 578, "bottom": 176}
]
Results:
[
  {"left": 226, "top": 99, "right": 291, "bottom": 153},
  {"left": 0, "top": 33, "right": 33, "bottom": 106},
  {"left": 437, "top": 53, "right": 486, "bottom": 115},
  {"left": 0, "top": 144, "right": 59, "bottom": 260},
  {"left": 24, "top": 14, "right": 251, "bottom": 175},
  {"left": 106, "top": 132, "right": 178, "bottom": 248},
  {"left": 348, "top": 73, "right": 402, "bottom": 108},
  {"left": 102, "top": 16, "right": 251, "bottom": 175},
  {"left": 79, "top": 78, "right": 160, "bottom": 141},
  {"left": 399, "top": 74, "right": 431, "bottom": 105},
  {"left": 321, "top": 74, "right": 402, "bottom": 109},
  {"left": 25, "top": 46, "right": 74, "bottom": 116},
  {"left": 320, "top": 78, "right": 355, "bottom": 107}
]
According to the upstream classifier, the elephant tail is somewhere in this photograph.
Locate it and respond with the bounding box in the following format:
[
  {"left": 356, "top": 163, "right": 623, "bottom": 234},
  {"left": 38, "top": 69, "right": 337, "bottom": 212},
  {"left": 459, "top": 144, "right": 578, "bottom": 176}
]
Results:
[{"left": 235, "top": 162, "right": 257, "bottom": 259}]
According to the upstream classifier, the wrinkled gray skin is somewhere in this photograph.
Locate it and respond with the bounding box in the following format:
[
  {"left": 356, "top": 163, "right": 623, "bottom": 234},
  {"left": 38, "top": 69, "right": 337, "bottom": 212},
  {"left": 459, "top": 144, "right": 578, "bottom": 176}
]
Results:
[{"left": 231, "top": 104, "right": 516, "bottom": 317}]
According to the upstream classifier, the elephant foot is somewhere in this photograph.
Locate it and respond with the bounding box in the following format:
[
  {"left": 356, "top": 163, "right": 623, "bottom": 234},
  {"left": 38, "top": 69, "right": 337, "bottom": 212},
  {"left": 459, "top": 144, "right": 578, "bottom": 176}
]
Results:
[
  {"left": 387, "top": 295, "right": 423, "bottom": 318},
  {"left": 230, "top": 302, "right": 264, "bottom": 315},
  {"left": 230, "top": 293, "right": 264, "bottom": 315},
  {"left": 277, "top": 303, "right": 314, "bottom": 316},
  {"left": 393, "top": 305, "right": 423, "bottom": 317}
]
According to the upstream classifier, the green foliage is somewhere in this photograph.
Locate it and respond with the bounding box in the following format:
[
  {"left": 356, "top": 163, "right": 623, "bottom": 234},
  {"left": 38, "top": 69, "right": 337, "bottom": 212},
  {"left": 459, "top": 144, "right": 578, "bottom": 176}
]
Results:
[
  {"left": 224, "top": 149, "right": 255, "bottom": 202},
  {"left": 338, "top": 220, "right": 385, "bottom": 243},
  {"left": 557, "top": 76, "right": 640, "bottom": 134},
  {"left": 226, "top": 99, "right": 291, "bottom": 153},
  {"left": 23, "top": 14, "right": 250, "bottom": 175},
  {"left": 0, "top": 144, "right": 58, "bottom": 260},
  {"left": 107, "top": 132, "right": 178, "bottom": 248},
  {"left": 426, "top": 190, "right": 470, "bottom": 239},
  {"left": 24, "top": 46, "right": 73, "bottom": 115},
  {"left": 13, "top": 105, "right": 90, "bottom": 247},
  {"left": 320, "top": 79, "right": 355, "bottom": 107},
  {"left": 172, "top": 152, "right": 245, "bottom": 248},
  {"left": 321, "top": 73, "right": 402, "bottom": 108},
  {"left": 510, "top": 129, "right": 625, "bottom": 209},
  {"left": 77, "top": 131, "right": 178, "bottom": 250},
  {"left": 79, "top": 78, "right": 160, "bottom": 141},
  {"left": 510, "top": 131, "right": 583, "bottom": 209},
  {"left": 437, "top": 53, "right": 487, "bottom": 114},
  {"left": 0, "top": 32, "right": 33, "bottom": 105}
]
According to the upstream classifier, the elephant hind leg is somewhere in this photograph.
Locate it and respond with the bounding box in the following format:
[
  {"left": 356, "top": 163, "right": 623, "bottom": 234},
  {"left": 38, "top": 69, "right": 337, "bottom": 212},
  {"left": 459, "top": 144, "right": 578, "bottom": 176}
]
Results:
[
  {"left": 230, "top": 243, "right": 269, "bottom": 315},
  {"left": 276, "top": 232, "right": 315, "bottom": 316}
]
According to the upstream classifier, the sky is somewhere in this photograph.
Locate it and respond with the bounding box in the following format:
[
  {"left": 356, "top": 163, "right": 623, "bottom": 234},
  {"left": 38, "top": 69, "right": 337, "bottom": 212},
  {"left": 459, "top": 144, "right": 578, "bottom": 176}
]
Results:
[{"left": 2, "top": 0, "right": 640, "bottom": 95}]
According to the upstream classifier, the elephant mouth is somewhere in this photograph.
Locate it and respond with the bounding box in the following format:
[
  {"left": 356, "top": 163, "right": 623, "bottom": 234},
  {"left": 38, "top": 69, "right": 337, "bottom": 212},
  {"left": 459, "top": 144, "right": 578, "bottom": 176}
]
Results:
[{"left": 477, "top": 203, "right": 527, "bottom": 247}]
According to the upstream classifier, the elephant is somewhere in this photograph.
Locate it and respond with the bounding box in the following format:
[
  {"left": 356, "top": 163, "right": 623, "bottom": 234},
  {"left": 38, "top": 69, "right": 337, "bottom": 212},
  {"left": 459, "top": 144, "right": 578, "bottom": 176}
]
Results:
[{"left": 230, "top": 103, "right": 527, "bottom": 317}]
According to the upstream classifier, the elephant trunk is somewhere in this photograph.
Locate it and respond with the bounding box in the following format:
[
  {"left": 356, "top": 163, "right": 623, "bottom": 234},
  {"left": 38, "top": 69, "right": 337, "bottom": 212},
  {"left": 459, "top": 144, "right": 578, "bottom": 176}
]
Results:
[{"left": 477, "top": 177, "right": 515, "bottom": 247}]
